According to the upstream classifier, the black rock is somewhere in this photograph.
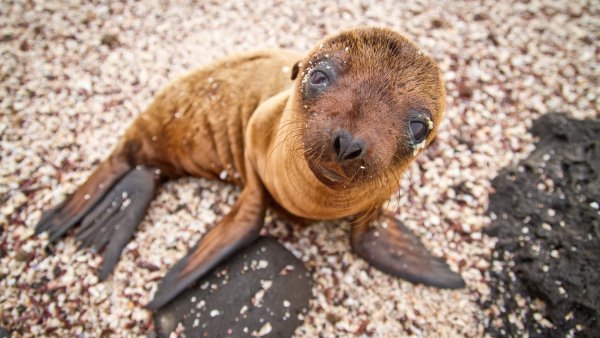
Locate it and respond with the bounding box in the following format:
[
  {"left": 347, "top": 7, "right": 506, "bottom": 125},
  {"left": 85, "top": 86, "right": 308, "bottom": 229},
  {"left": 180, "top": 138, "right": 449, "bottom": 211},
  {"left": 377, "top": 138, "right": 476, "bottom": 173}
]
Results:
[
  {"left": 153, "top": 237, "right": 312, "bottom": 337},
  {"left": 483, "top": 113, "right": 600, "bottom": 338}
]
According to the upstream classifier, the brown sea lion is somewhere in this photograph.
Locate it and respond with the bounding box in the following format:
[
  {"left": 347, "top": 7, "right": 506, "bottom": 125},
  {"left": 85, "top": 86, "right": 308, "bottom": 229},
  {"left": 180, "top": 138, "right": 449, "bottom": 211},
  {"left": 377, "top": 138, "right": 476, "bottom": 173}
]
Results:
[{"left": 35, "top": 27, "right": 464, "bottom": 309}]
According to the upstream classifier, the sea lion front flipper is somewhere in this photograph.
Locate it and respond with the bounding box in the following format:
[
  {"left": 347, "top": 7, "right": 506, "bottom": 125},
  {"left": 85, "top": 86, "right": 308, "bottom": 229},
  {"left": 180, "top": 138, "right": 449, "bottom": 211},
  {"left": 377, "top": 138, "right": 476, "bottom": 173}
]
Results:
[
  {"left": 147, "top": 177, "right": 267, "bottom": 309},
  {"left": 351, "top": 211, "right": 465, "bottom": 289},
  {"left": 75, "top": 166, "right": 159, "bottom": 279}
]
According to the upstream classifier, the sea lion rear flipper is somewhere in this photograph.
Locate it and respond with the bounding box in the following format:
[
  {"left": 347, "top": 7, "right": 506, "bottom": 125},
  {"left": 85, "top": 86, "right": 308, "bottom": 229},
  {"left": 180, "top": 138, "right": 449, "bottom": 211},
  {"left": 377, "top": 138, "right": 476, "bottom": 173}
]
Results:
[
  {"left": 75, "top": 166, "right": 159, "bottom": 279},
  {"left": 35, "top": 152, "right": 160, "bottom": 279},
  {"left": 35, "top": 156, "right": 131, "bottom": 240},
  {"left": 351, "top": 211, "right": 465, "bottom": 289},
  {"left": 147, "top": 179, "right": 267, "bottom": 309}
]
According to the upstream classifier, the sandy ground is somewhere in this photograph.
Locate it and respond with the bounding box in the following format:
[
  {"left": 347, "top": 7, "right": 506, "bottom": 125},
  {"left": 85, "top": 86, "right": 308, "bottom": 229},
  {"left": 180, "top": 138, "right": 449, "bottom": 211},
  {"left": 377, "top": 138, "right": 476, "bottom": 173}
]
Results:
[{"left": 1, "top": 0, "right": 598, "bottom": 337}]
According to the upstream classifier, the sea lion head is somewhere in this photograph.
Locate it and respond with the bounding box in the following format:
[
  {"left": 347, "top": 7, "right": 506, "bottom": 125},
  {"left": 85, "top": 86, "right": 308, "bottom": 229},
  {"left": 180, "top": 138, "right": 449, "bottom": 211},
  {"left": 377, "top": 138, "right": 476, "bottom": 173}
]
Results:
[{"left": 290, "top": 27, "right": 445, "bottom": 190}]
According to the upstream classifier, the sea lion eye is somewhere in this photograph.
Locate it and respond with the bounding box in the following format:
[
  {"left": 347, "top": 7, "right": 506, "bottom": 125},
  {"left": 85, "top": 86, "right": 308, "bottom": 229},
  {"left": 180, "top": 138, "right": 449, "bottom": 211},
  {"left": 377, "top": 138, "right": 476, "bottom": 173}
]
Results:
[
  {"left": 409, "top": 121, "right": 428, "bottom": 143},
  {"left": 304, "top": 61, "right": 336, "bottom": 99},
  {"left": 408, "top": 108, "right": 433, "bottom": 145},
  {"left": 310, "top": 70, "right": 330, "bottom": 86}
]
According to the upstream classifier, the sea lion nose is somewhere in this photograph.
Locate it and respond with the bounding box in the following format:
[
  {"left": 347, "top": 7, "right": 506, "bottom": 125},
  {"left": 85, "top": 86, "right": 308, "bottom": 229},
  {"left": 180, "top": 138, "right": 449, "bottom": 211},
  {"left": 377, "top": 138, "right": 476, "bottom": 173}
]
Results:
[{"left": 332, "top": 130, "right": 366, "bottom": 163}]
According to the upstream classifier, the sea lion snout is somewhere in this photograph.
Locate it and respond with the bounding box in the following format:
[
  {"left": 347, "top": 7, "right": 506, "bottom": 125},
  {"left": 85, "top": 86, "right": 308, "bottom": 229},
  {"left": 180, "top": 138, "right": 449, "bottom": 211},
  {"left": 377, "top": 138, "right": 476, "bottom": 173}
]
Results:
[
  {"left": 304, "top": 128, "right": 376, "bottom": 188},
  {"left": 331, "top": 129, "right": 366, "bottom": 162}
]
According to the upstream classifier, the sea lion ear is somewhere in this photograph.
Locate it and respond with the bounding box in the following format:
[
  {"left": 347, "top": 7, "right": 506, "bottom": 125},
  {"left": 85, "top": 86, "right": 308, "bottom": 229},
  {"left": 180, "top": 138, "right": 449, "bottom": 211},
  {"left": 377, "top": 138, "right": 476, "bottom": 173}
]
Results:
[{"left": 290, "top": 61, "right": 301, "bottom": 80}]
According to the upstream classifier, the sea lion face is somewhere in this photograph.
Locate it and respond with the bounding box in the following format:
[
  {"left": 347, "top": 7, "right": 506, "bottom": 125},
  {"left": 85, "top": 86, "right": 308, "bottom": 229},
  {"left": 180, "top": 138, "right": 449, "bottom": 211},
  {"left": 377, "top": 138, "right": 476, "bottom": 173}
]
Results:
[{"left": 294, "top": 28, "right": 445, "bottom": 190}]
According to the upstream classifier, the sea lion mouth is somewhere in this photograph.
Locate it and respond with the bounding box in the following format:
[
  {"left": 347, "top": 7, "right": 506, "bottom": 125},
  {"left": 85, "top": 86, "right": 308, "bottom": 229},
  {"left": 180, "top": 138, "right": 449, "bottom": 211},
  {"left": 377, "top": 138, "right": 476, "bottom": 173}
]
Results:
[
  {"left": 322, "top": 167, "right": 344, "bottom": 182},
  {"left": 307, "top": 161, "right": 341, "bottom": 185},
  {"left": 306, "top": 159, "right": 370, "bottom": 190}
]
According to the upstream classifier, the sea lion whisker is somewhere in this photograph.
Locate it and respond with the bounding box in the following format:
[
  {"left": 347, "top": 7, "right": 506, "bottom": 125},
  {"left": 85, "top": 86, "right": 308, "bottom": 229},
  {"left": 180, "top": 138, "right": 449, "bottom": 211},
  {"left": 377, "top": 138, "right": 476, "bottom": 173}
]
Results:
[
  {"left": 266, "top": 126, "right": 305, "bottom": 165},
  {"left": 385, "top": 171, "right": 400, "bottom": 212},
  {"left": 277, "top": 132, "right": 304, "bottom": 154},
  {"left": 388, "top": 169, "right": 404, "bottom": 214},
  {"left": 273, "top": 122, "right": 304, "bottom": 145},
  {"left": 382, "top": 171, "right": 394, "bottom": 211},
  {"left": 400, "top": 167, "right": 414, "bottom": 188},
  {"left": 270, "top": 118, "right": 304, "bottom": 136},
  {"left": 351, "top": 199, "right": 378, "bottom": 227}
]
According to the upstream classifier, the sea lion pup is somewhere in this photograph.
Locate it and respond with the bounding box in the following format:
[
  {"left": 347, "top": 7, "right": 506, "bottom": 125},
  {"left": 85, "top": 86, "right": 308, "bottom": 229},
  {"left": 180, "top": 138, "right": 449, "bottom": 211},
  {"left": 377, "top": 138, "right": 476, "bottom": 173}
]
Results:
[{"left": 35, "top": 27, "right": 465, "bottom": 309}]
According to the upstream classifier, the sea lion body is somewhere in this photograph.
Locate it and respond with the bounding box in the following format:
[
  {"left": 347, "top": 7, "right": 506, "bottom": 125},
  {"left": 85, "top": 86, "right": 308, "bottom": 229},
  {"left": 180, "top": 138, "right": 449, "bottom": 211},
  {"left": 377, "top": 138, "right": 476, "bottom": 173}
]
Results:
[
  {"left": 35, "top": 28, "right": 464, "bottom": 309},
  {"left": 117, "top": 50, "right": 301, "bottom": 184},
  {"left": 117, "top": 49, "right": 385, "bottom": 220}
]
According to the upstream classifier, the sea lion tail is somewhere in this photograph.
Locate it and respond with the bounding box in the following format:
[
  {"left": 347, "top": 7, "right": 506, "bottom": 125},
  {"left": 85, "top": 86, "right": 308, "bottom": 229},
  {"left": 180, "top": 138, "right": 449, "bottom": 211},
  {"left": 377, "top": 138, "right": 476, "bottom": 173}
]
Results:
[{"left": 35, "top": 156, "right": 160, "bottom": 279}]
